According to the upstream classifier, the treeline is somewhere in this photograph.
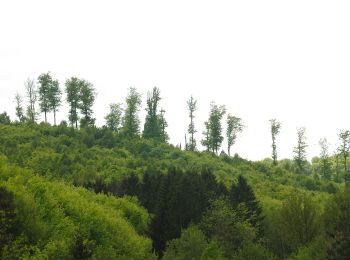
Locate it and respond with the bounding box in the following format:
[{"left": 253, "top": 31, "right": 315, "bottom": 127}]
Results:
[{"left": 1, "top": 72, "right": 350, "bottom": 186}]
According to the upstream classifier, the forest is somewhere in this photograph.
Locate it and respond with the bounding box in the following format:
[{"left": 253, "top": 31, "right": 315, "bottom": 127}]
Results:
[{"left": 0, "top": 72, "right": 350, "bottom": 259}]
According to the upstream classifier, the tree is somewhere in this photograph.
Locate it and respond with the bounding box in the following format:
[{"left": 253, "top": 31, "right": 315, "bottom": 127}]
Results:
[
  {"left": 65, "top": 77, "right": 80, "bottom": 128},
  {"left": 187, "top": 96, "right": 197, "bottom": 151},
  {"left": 201, "top": 121, "right": 211, "bottom": 152},
  {"left": 293, "top": 127, "right": 308, "bottom": 173},
  {"left": 25, "top": 78, "right": 38, "bottom": 123},
  {"left": 159, "top": 108, "right": 169, "bottom": 142},
  {"left": 324, "top": 189, "right": 350, "bottom": 259},
  {"left": 229, "top": 175, "right": 263, "bottom": 236},
  {"left": 143, "top": 87, "right": 162, "bottom": 141},
  {"left": 105, "top": 103, "right": 123, "bottom": 132},
  {"left": 78, "top": 79, "right": 96, "bottom": 127},
  {"left": 270, "top": 119, "right": 281, "bottom": 165},
  {"left": 202, "top": 103, "right": 226, "bottom": 154},
  {"left": 319, "top": 137, "right": 331, "bottom": 180},
  {"left": 279, "top": 192, "right": 319, "bottom": 251},
  {"left": 0, "top": 112, "right": 11, "bottom": 125},
  {"left": 121, "top": 87, "right": 142, "bottom": 137},
  {"left": 49, "top": 79, "right": 62, "bottom": 125},
  {"left": 226, "top": 114, "right": 244, "bottom": 156},
  {"left": 14, "top": 93, "right": 25, "bottom": 122},
  {"left": 338, "top": 130, "right": 350, "bottom": 185},
  {"left": 38, "top": 72, "right": 52, "bottom": 123}
]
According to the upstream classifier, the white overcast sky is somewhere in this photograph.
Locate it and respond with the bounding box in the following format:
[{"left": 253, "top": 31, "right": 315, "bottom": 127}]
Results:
[{"left": 1, "top": 0, "right": 350, "bottom": 161}]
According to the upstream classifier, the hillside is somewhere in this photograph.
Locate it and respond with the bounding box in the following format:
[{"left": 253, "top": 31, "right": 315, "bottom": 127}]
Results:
[{"left": 0, "top": 123, "right": 349, "bottom": 259}]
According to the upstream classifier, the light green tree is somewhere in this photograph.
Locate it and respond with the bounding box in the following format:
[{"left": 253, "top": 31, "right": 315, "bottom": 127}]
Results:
[
  {"left": 105, "top": 103, "right": 123, "bottom": 132},
  {"left": 270, "top": 119, "right": 281, "bottom": 165},
  {"left": 226, "top": 114, "right": 244, "bottom": 156},
  {"left": 121, "top": 87, "right": 142, "bottom": 137}
]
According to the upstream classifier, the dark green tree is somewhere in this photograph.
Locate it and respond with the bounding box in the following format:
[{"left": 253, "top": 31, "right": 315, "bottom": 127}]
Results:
[
  {"left": 293, "top": 127, "right": 308, "bottom": 173},
  {"left": 187, "top": 96, "right": 197, "bottom": 151},
  {"left": 143, "top": 87, "right": 163, "bottom": 141},
  {"left": 226, "top": 114, "right": 244, "bottom": 156},
  {"left": 0, "top": 112, "right": 11, "bottom": 125},
  {"left": 105, "top": 103, "right": 123, "bottom": 132},
  {"left": 78, "top": 79, "right": 96, "bottom": 127},
  {"left": 121, "top": 87, "right": 142, "bottom": 137},
  {"left": 65, "top": 77, "right": 80, "bottom": 128},
  {"left": 229, "top": 175, "right": 263, "bottom": 236},
  {"left": 38, "top": 72, "right": 52, "bottom": 123},
  {"left": 270, "top": 119, "right": 281, "bottom": 165}
]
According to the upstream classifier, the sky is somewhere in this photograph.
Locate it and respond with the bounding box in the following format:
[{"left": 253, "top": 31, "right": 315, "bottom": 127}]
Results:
[{"left": 1, "top": 0, "right": 350, "bottom": 161}]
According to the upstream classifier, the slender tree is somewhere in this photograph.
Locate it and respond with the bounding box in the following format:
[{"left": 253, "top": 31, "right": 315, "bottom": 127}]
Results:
[
  {"left": 187, "top": 96, "right": 197, "bottom": 151},
  {"left": 270, "top": 119, "right": 281, "bottom": 165},
  {"left": 78, "top": 79, "right": 96, "bottom": 127},
  {"left": 105, "top": 103, "right": 123, "bottom": 132},
  {"left": 121, "top": 87, "right": 142, "bottom": 137},
  {"left": 201, "top": 121, "right": 211, "bottom": 152},
  {"left": 159, "top": 108, "right": 169, "bottom": 142},
  {"left": 143, "top": 87, "right": 162, "bottom": 141},
  {"left": 25, "top": 78, "right": 38, "bottom": 123},
  {"left": 319, "top": 137, "right": 331, "bottom": 180},
  {"left": 338, "top": 130, "right": 350, "bottom": 185},
  {"left": 226, "top": 114, "right": 244, "bottom": 156},
  {"left": 49, "top": 79, "right": 62, "bottom": 125},
  {"left": 293, "top": 127, "right": 308, "bottom": 173},
  {"left": 65, "top": 77, "right": 80, "bottom": 128},
  {"left": 14, "top": 93, "right": 25, "bottom": 122},
  {"left": 38, "top": 72, "right": 52, "bottom": 123}
]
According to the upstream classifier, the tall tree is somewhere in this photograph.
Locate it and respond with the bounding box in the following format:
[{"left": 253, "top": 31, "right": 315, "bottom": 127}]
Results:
[
  {"left": 187, "top": 96, "right": 197, "bottom": 151},
  {"left": 25, "top": 78, "right": 38, "bottom": 123},
  {"left": 202, "top": 103, "right": 226, "bottom": 154},
  {"left": 319, "top": 137, "right": 331, "bottom": 180},
  {"left": 121, "top": 87, "right": 142, "bottom": 137},
  {"left": 201, "top": 121, "right": 211, "bottom": 152},
  {"left": 49, "top": 79, "right": 62, "bottom": 125},
  {"left": 226, "top": 114, "right": 244, "bottom": 156},
  {"left": 293, "top": 127, "right": 308, "bottom": 173},
  {"left": 14, "top": 93, "right": 25, "bottom": 122},
  {"left": 65, "top": 77, "right": 80, "bottom": 128},
  {"left": 270, "top": 119, "right": 281, "bottom": 165},
  {"left": 105, "top": 103, "right": 123, "bottom": 132},
  {"left": 159, "top": 108, "right": 169, "bottom": 142},
  {"left": 143, "top": 87, "right": 162, "bottom": 141},
  {"left": 78, "top": 79, "right": 96, "bottom": 127},
  {"left": 338, "top": 130, "right": 350, "bottom": 185},
  {"left": 38, "top": 72, "right": 52, "bottom": 123}
]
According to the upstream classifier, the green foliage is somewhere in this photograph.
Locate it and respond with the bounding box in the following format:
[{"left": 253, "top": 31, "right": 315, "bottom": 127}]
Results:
[
  {"left": 78, "top": 79, "right": 96, "bottom": 127},
  {"left": 163, "top": 225, "right": 224, "bottom": 260},
  {"left": 65, "top": 77, "right": 81, "bottom": 128},
  {"left": 0, "top": 158, "right": 153, "bottom": 259},
  {"left": 122, "top": 87, "right": 142, "bottom": 137},
  {"left": 226, "top": 114, "right": 244, "bottom": 156},
  {"left": 187, "top": 95, "right": 197, "bottom": 151},
  {"left": 0, "top": 112, "right": 11, "bottom": 125},
  {"left": 270, "top": 119, "right": 281, "bottom": 165},
  {"left": 105, "top": 103, "right": 123, "bottom": 132},
  {"left": 293, "top": 127, "right": 308, "bottom": 173}
]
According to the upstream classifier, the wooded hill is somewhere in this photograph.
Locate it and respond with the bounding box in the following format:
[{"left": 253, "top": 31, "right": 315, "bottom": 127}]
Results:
[{"left": 0, "top": 122, "right": 349, "bottom": 259}]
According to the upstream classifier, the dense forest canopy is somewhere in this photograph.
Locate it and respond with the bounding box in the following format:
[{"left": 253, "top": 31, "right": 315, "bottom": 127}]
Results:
[{"left": 0, "top": 73, "right": 350, "bottom": 259}]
